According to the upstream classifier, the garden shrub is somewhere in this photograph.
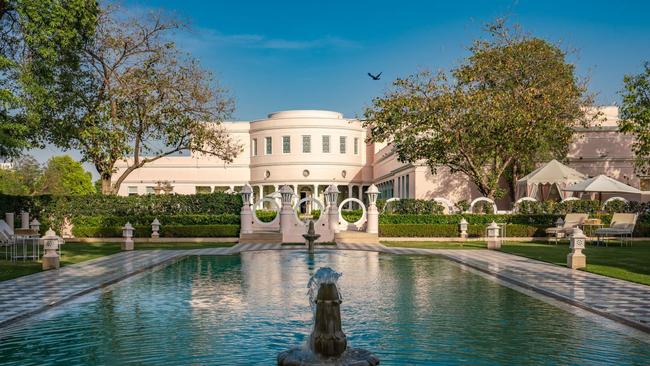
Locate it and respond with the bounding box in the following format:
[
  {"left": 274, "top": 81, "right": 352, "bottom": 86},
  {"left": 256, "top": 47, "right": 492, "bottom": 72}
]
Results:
[
  {"left": 386, "top": 199, "right": 444, "bottom": 214},
  {"left": 379, "top": 223, "right": 549, "bottom": 237},
  {"left": 0, "top": 192, "right": 241, "bottom": 230},
  {"left": 255, "top": 210, "right": 277, "bottom": 222},
  {"left": 72, "top": 224, "right": 239, "bottom": 238}
]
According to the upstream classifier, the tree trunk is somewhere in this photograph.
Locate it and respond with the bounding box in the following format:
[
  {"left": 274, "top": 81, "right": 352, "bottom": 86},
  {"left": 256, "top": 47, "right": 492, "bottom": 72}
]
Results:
[{"left": 101, "top": 174, "right": 113, "bottom": 195}]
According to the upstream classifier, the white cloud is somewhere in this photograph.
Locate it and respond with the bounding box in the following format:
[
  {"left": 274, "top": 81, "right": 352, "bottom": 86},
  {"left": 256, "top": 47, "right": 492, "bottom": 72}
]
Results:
[{"left": 180, "top": 27, "right": 360, "bottom": 50}]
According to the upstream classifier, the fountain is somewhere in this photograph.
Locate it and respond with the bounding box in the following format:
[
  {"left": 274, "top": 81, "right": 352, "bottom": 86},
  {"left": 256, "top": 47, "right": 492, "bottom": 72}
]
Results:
[
  {"left": 303, "top": 220, "right": 320, "bottom": 254},
  {"left": 277, "top": 267, "right": 380, "bottom": 365}
]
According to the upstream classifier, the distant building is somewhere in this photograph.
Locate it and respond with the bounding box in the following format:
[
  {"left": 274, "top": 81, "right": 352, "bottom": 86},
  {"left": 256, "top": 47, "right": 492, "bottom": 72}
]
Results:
[{"left": 114, "top": 107, "right": 649, "bottom": 207}]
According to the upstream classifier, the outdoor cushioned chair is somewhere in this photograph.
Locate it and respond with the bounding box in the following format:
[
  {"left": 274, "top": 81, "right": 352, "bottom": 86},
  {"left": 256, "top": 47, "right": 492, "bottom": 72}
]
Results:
[
  {"left": 594, "top": 213, "right": 638, "bottom": 247},
  {"left": 545, "top": 213, "right": 588, "bottom": 242}
]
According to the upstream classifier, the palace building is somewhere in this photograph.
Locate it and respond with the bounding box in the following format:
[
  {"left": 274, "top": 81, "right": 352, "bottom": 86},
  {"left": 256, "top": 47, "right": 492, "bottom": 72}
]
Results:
[{"left": 114, "top": 107, "right": 649, "bottom": 208}]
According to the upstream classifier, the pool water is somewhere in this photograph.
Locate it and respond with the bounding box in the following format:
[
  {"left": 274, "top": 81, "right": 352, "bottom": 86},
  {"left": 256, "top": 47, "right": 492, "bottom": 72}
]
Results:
[{"left": 1, "top": 250, "right": 649, "bottom": 365}]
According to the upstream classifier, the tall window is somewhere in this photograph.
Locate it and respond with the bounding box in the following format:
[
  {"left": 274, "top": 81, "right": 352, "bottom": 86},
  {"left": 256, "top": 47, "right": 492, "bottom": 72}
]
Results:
[
  {"left": 322, "top": 135, "right": 330, "bottom": 153},
  {"left": 252, "top": 138, "right": 258, "bottom": 156},
  {"left": 282, "top": 136, "right": 291, "bottom": 153},
  {"left": 339, "top": 136, "right": 347, "bottom": 154},
  {"left": 265, "top": 137, "right": 272, "bottom": 155},
  {"left": 302, "top": 135, "right": 311, "bottom": 153},
  {"left": 405, "top": 174, "right": 410, "bottom": 198},
  {"left": 354, "top": 137, "right": 359, "bottom": 155}
]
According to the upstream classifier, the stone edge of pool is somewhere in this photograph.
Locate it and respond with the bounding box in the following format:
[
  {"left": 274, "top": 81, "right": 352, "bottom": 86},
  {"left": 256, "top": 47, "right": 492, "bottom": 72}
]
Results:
[{"left": 1, "top": 243, "right": 649, "bottom": 336}]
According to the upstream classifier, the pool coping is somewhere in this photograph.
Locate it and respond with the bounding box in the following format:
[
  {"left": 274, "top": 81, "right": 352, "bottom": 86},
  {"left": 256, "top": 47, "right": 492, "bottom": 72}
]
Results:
[
  {"left": 437, "top": 252, "right": 650, "bottom": 334},
  {"left": 1, "top": 244, "right": 649, "bottom": 336}
]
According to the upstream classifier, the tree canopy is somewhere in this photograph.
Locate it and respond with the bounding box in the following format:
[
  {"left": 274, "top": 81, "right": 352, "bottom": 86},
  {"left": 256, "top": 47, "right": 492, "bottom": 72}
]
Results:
[
  {"left": 620, "top": 62, "right": 650, "bottom": 175},
  {"left": 0, "top": 155, "right": 95, "bottom": 195},
  {"left": 364, "top": 20, "right": 594, "bottom": 199},
  {"left": 44, "top": 5, "right": 241, "bottom": 194},
  {"left": 0, "top": 0, "right": 97, "bottom": 157},
  {"left": 37, "top": 155, "right": 95, "bottom": 195}
]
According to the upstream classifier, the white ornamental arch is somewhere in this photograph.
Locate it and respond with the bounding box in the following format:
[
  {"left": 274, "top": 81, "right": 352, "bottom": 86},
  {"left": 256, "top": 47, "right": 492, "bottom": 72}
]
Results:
[
  {"left": 513, "top": 197, "right": 538, "bottom": 213},
  {"left": 602, "top": 196, "right": 628, "bottom": 210},
  {"left": 382, "top": 197, "right": 400, "bottom": 213},
  {"left": 252, "top": 198, "right": 281, "bottom": 226},
  {"left": 432, "top": 197, "right": 455, "bottom": 214},
  {"left": 338, "top": 198, "right": 367, "bottom": 230},
  {"left": 468, "top": 197, "right": 498, "bottom": 214},
  {"left": 293, "top": 197, "right": 325, "bottom": 226}
]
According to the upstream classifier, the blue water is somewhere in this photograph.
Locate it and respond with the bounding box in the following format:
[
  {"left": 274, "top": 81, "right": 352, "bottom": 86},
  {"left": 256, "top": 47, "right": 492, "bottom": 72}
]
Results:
[{"left": 1, "top": 250, "right": 649, "bottom": 365}]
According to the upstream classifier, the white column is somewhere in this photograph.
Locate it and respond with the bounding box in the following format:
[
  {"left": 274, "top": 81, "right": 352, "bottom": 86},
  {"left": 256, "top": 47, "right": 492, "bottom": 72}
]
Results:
[
  {"left": 358, "top": 185, "right": 363, "bottom": 201},
  {"left": 273, "top": 184, "right": 279, "bottom": 192},
  {"left": 258, "top": 185, "right": 263, "bottom": 208},
  {"left": 313, "top": 184, "right": 319, "bottom": 211},
  {"left": 347, "top": 184, "right": 353, "bottom": 209}
]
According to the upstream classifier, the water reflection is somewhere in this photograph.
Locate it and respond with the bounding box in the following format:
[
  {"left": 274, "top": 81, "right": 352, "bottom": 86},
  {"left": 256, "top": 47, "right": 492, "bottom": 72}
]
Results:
[{"left": 0, "top": 251, "right": 648, "bottom": 365}]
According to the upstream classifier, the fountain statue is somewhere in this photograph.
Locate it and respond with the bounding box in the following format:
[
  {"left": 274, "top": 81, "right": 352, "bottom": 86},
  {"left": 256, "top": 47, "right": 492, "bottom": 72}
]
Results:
[
  {"left": 303, "top": 220, "right": 320, "bottom": 254},
  {"left": 277, "top": 268, "right": 380, "bottom": 365}
]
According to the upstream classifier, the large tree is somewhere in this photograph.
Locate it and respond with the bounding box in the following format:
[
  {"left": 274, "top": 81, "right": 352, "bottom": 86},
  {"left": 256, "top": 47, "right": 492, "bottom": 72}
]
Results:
[
  {"left": 37, "top": 155, "right": 95, "bottom": 195},
  {"left": 364, "top": 21, "right": 594, "bottom": 199},
  {"left": 619, "top": 62, "right": 650, "bottom": 175},
  {"left": 46, "top": 6, "right": 241, "bottom": 194},
  {"left": 0, "top": 0, "right": 97, "bottom": 157}
]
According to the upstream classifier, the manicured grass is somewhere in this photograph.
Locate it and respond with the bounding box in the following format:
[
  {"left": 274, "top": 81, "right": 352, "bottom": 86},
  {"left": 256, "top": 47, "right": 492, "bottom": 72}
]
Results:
[
  {"left": 0, "top": 242, "right": 235, "bottom": 282},
  {"left": 382, "top": 241, "right": 486, "bottom": 249},
  {"left": 499, "top": 241, "right": 650, "bottom": 286}
]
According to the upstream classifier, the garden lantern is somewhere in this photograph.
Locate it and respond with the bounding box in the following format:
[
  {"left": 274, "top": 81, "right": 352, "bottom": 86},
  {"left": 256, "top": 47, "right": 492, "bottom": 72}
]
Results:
[
  {"left": 486, "top": 221, "right": 501, "bottom": 249},
  {"left": 365, "top": 184, "right": 379, "bottom": 206},
  {"left": 279, "top": 185, "right": 294, "bottom": 206},
  {"left": 241, "top": 184, "right": 253, "bottom": 205},
  {"left": 30, "top": 218, "right": 40, "bottom": 234},
  {"left": 42, "top": 228, "right": 61, "bottom": 270},
  {"left": 366, "top": 184, "right": 380, "bottom": 234},
  {"left": 325, "top": 184, "right": 340, "bottom": 206},
  {"left": 151, "top": 218, "right": 160, "bottom": 239},
  {"left": 567, "top": 227, "right": 587, "bottom": 269},
  {"left": 459, "top": 218, "right": 468, "bottom": 239},
  {"left": 122, "top": 222, "right": 134, "bottom": 251}
]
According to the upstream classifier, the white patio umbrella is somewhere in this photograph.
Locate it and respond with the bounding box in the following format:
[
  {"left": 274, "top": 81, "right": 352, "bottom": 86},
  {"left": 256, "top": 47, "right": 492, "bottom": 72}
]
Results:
[
  {"left": 563, "top": 174, "right": 641, "bottom": 202},
  {"left": 516, "top": 159, "right": 587, "bottom": 200}
]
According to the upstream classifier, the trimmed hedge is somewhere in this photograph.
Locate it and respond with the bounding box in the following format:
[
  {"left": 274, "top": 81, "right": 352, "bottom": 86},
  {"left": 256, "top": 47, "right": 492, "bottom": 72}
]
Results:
[
  {"left": 379, "top": 224, "right": 547, "bottom": 237},
  {"left": 379, "top": 214, "right": 562, "bottom": 226},
  {"left": 72, "top": 224, "right": 239, "bottom": 238},
  {"left": 72, "top": 214, "right": 240, "bottom": 227},
  {"left": 0, "top": 192, "right": 242, "bottom": 229}
]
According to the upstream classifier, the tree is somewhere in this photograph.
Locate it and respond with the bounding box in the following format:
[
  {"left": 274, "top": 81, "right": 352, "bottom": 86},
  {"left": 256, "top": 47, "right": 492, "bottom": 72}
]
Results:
[
  {"left": 364, "top": 20, "right": 594, "bottom": 199},
  {"left": 0, "top": 0, "right": 97, "bottom": 157},
  {"left": 0, "top": 154, "right": 40, "bottom": 194},
  {"left": 37, "top": 155, "right": 95, "bottom": 195},
  {"left": 619, "top": 62, "right": 650, "bottom": 175},
  {"left": 45, "top": 5, "right": 241, "bottom": 194}
]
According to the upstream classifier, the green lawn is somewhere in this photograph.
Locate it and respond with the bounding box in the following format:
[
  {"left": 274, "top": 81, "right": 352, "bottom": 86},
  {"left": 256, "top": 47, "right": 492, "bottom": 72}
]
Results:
[
  {"left": 382, "top": 241, "right": 486, "bottom": 249},
  {"left": 499, "top": 241, "right": 650, "bottom": 286},
  {"left": 0, "top": 242, "right": 235, "bottom": 282},
  {"left": 384, "top": 239, "right": 650, "bottom": 286}
]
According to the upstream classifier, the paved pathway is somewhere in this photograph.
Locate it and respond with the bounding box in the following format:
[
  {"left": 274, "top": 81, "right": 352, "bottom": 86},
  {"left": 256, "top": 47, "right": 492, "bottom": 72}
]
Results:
[{"left": 1, "top": 243, "right": 649, "bottom": 334}]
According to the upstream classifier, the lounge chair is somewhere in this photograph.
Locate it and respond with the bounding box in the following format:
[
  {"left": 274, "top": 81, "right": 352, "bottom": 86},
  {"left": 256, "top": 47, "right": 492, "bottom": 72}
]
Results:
[
  {"left": 594, "top": 213, "right": 638, "bottom": 246},
  {"left": 545, "top": 213, "right": 589, "bottom": 243}
]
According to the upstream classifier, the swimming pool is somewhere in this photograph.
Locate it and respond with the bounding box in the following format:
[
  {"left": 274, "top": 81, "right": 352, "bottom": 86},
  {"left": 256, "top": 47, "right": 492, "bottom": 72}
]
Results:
[{"left": 1, "top": 250, "right": 648, "bottom": 365}]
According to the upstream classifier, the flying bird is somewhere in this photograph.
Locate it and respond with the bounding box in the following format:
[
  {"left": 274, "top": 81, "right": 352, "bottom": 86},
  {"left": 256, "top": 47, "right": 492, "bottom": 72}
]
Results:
[{"left": 367, "top": 72, "right": 382, "bottom": 80}]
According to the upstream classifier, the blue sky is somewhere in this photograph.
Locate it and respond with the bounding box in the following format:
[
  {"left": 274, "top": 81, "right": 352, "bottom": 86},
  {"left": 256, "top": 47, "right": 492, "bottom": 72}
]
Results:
[{"left": 30, "top": 0, "right": 650, "bottom": 174}]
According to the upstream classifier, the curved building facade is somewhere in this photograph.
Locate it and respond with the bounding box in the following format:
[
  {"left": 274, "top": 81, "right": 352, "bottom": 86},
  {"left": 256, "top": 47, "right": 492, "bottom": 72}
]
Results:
[{"left": 114, "top": 108, "right": 648, "bottom": 207}]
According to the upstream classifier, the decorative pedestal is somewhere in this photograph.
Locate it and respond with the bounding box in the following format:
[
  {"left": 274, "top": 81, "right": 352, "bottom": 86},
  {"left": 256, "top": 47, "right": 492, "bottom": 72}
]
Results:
[
  {"left": 122, "top": 222, "right": 134, "bottom": 251},
  {"left": 365, "top": 185, "right": 379, "bottom": 234},
  {"left": 486, "top": 221, "right": 501, "bottom": 249},
  {"left": 567, "top": 227, "right": 587, "bottom": 269},
  {"left": 42, "top": 228, "right": 60, "bottom": 270}
]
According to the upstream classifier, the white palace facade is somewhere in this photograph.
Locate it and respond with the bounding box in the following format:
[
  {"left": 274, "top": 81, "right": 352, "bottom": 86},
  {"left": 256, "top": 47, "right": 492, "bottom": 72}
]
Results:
[{"left": 114, "top": 108, "right": 649, "bottom": 208}]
